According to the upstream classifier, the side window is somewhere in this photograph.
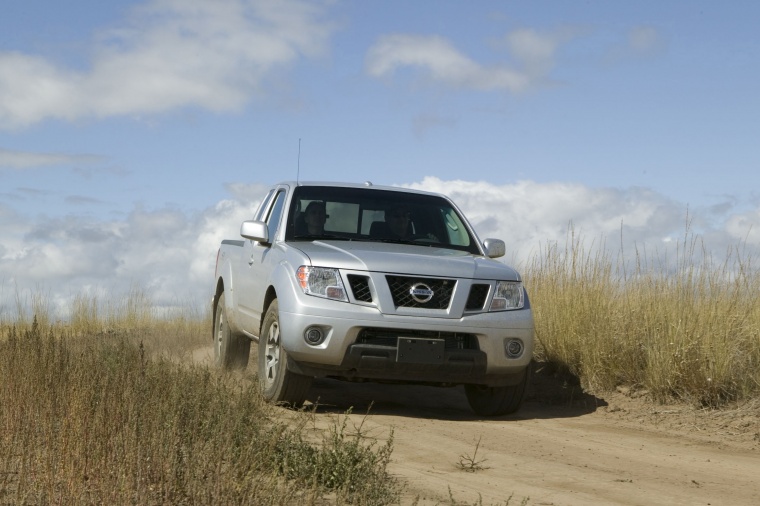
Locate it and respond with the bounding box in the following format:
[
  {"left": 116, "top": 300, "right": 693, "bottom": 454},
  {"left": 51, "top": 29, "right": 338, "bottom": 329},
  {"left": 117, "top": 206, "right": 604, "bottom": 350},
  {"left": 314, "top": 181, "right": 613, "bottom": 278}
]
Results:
[
  {"left": 266, "top": 191, "right": 286, "bottom": 241},
  {"left": 254, "top": 190, "right": 275, "bottom": 221}
]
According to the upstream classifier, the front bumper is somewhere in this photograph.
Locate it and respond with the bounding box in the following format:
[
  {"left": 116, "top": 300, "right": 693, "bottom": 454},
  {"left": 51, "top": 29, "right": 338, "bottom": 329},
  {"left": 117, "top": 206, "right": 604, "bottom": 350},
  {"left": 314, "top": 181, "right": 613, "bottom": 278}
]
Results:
[{"left": 279, "top": 299, "right": 534, "bottom": 387}]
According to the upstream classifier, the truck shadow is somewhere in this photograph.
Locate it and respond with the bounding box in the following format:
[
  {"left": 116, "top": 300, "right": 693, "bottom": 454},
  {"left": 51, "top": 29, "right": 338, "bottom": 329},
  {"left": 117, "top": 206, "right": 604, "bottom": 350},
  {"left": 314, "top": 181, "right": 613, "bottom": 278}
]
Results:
[{"left": 304, "top": 361, "right": 606, "bottom": 421}]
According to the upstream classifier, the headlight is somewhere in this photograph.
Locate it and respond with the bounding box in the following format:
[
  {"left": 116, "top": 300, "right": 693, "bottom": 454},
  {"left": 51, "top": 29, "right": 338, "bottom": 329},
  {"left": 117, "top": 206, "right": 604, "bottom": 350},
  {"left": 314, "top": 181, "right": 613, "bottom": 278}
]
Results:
[
  {"left": 296, "top": 266, "right": 348, "bottom": 302},
  {"left": 489, "top": 281, "right": 524, "bottom": 311}
]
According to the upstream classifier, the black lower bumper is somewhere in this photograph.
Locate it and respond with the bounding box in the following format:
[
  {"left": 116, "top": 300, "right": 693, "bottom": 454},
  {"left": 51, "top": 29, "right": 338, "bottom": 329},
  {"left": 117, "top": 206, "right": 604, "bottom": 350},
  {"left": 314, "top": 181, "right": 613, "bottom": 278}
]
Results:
[{"left": 290, "top": 344, "right": 524, "bottom": 387}]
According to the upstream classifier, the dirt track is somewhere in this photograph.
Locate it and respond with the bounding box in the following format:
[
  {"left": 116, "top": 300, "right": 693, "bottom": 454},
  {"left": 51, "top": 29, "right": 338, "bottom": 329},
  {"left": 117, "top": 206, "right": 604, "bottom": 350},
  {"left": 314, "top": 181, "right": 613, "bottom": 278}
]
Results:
[
  {"left": 194, "top": 348, "right": 760, "bottom": 505},
  {"left": 305, "top": 369, "right": 760, "bottom": 505}
]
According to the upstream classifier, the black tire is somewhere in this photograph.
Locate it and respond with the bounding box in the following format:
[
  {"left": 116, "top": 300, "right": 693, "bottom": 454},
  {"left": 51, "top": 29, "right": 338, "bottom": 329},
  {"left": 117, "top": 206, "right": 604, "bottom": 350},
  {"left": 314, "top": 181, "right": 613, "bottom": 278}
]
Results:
[
  {"left": 258, "top": 299, "right": 312, "bottom": 407},
  {"left": 213, "top": 292, "right": 251, "bottom": 370},
  {"left": 464, "top": 368, "right": 529, "bottom": 416}
]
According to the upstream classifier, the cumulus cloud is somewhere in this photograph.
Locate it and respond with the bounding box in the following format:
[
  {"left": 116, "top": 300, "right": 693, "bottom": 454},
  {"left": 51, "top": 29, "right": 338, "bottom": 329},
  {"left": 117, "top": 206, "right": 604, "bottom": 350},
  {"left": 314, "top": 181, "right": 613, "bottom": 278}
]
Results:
[
  {"left": 0, "top": 0, "right": 336, "bottom": 129},
  {"left": 0, "top": 194, "right": 260, "bottom": 317},
  {"left": 407, "top": 177, "right": 759, "bottom": 268},
  {"left": 365, "top": 28, "right": 571, "bottom": 92},
  {"left": 724, "top": 208, "right": 760, "bottom": 246},
  {"left": 2, "top": 178, "right": 758, "bottom": 318}
]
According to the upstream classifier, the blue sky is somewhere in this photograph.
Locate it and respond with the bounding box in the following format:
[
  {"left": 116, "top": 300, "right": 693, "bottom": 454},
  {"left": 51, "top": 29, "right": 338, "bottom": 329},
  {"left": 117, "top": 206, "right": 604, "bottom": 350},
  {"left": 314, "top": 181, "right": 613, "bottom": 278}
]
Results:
[{"left": 1, "top": 0, "right": 759, "bottom": 315}]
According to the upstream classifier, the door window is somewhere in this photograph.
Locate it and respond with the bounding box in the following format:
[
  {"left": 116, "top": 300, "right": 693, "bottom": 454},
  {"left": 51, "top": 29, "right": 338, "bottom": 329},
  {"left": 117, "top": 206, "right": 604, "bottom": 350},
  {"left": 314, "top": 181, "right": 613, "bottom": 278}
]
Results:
[{"left": 266, "top": 190, "right": 286, "bottom": 241}]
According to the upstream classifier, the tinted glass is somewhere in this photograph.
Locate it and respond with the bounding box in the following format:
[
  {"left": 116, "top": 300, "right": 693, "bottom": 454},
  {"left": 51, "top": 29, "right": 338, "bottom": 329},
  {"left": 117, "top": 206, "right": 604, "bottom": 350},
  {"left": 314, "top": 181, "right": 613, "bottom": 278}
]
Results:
[
  {"left": 286, "top": 186, "right": 480, "bottom": 254},
  {"left": 266, "top": 190, "right": 286, "bottom": 240}
]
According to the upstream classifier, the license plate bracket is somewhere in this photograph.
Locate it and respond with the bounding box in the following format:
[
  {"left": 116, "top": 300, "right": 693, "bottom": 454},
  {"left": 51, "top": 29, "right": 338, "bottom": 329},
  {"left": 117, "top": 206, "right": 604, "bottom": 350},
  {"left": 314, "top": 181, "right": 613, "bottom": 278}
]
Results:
[{"left": 397, "top": 337, "right": 445, "bottom": 364}]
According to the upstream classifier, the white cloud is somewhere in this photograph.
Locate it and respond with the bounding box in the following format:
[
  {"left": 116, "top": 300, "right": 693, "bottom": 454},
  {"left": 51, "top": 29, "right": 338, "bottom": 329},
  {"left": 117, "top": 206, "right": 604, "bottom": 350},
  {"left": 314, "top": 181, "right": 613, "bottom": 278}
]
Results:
[
  {"left": 407, "top": 177, "right": 757, "bottom": 269},
  {"left": 0, "top": 194, "right": 260, "bottom": 318},
  {"left": 0, "top": 0, "right": 336, "bottom": 129},
  {"left": 0, "top": 148, "right": 102, "bottom": 169},
  {"left": 724, "top": 208, "right": 760, "bottom": 246},
  {"left": 225, "top": 182, "right": 270, "bottom": 202},
  {"left": 365, "top": 29, "right": 570, "bottom": 92},
  {"left": 2, "top": 178, "right": 758, "bottom": 319}
]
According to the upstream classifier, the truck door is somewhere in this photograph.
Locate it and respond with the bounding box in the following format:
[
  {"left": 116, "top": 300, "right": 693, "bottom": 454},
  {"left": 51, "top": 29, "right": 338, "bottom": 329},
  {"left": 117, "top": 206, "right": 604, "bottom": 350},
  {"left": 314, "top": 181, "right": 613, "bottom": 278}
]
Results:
[{"left": 237, "top": 188, "right": 287, "bottom": 336}]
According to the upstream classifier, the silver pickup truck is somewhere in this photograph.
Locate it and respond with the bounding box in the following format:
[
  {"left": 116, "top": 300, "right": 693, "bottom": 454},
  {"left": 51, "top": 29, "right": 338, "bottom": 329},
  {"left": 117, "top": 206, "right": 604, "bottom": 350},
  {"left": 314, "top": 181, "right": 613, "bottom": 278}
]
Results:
[{"left": 211, "top": 181, "right": 534, "bottom": 416}]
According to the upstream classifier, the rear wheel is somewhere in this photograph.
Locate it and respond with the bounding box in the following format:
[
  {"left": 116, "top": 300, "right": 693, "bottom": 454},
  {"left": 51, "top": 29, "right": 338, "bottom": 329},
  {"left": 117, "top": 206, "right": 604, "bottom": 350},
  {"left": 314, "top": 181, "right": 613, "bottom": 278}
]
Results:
[
  {"left": 258, "top": 299, "right": 312, "bottom": 407},
  {"left": 213, "top": 292, "right": 250, "bottom": 370},
  {"left": 465, "top": 368, "right": 529, "bottom": 416}
]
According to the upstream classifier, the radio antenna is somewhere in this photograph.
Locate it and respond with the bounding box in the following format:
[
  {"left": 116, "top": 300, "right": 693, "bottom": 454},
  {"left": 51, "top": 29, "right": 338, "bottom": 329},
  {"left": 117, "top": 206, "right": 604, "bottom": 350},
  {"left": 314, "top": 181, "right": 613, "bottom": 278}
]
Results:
[{"left": 297, "top": 138, "right": 301, "bottom": 183}]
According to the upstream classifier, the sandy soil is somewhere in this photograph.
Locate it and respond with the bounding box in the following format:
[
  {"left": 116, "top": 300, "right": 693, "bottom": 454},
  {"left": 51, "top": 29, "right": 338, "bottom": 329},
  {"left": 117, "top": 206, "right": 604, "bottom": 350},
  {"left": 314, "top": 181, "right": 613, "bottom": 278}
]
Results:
[{"left": 195, "top": 347, "right": 760, "bottom": 505}]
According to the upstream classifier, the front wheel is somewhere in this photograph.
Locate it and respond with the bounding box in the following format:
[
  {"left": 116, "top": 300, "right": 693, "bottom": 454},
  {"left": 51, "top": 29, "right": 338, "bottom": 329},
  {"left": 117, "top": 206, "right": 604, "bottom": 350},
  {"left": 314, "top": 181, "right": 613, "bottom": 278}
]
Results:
[
  {"left": 258, "top": 299, "right": 312, "bottom": 407},
  {"left": 213, "top": 292, "right": 250, "bottom": 370},
  {"left": 464, "top": 368, "right": 529, "bottom": 416}
]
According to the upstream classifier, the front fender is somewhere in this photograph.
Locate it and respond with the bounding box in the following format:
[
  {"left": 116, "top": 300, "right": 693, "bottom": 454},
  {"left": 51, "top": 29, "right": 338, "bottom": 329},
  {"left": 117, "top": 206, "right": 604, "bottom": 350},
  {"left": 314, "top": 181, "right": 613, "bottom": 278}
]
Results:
[{"left": 267, "top": 258, "right": 302, "bottom": 316}]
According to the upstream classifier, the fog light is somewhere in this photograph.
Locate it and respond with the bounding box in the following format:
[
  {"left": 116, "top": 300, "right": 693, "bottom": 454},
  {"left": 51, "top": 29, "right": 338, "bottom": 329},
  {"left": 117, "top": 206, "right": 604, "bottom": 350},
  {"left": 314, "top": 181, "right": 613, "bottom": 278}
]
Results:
[
  {"left": 304, "top": 326, "right": 325, "bottom": 345},
  {"left": 505, "top": 338, "right": 524, "bottom": 358}
]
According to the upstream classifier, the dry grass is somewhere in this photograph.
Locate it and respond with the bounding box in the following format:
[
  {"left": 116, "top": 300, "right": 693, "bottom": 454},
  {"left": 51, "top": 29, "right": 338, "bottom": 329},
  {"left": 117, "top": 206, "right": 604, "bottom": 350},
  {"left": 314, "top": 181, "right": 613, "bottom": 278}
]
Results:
[
  {"left": 3, "top": 227, "right": 760, "bottom": 502},
  {"left": 526, "top": 228, "right": 760, "bottom": 407},
  {"left": 0, "top": 294, "right": 398, "bottom": 505}
]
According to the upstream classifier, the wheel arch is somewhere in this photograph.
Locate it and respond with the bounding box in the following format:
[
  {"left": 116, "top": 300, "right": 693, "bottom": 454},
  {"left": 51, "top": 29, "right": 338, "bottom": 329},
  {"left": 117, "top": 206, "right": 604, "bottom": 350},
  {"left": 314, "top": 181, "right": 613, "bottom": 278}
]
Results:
[
  {"left": 259, "top": 286, "right": 278, "bottom": 336},
  {"left": 211, "top": 278, "right": 225, "bottom": 341}
]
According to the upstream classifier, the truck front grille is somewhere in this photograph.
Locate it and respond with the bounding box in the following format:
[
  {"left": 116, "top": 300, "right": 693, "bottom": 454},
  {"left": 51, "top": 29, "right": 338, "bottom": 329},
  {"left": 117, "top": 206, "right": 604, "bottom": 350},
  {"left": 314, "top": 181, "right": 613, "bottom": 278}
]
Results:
[
  {"left": 386, "top": 275, "right": 455, "bottom": 309},
  {"left": 347, "top": 274, "right": 373, "bottom": 303},
  {"left": 465, "top": 283, "right": 490, "bottom": 311},
  {"left": 356, "top": 328, "right": 479, "bottom": 350}
]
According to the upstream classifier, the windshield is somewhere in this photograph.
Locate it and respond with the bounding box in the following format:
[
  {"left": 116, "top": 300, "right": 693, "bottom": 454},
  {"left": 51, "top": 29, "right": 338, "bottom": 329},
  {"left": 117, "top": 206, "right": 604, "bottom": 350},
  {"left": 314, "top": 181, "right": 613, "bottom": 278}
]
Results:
[{"left": 285, "top": 186, "right": 480, "bottom": 254}]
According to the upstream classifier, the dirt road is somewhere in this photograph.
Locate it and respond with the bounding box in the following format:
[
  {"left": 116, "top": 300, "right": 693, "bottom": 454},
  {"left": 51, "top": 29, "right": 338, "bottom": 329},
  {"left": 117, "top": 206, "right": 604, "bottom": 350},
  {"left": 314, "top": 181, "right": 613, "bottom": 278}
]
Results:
[
  {"left": 305, "top": 369, "right": 760, "bottom": 506},
  {"left": 192, "top": 347, "right": 760, "bottom": 505}
]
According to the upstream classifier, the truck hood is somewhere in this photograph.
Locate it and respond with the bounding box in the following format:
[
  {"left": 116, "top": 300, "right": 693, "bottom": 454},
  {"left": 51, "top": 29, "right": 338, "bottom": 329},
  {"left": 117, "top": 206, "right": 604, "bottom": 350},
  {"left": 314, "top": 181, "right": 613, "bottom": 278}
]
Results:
[{"left": 289, "top": 240, "right": 521, "bottom": 281}]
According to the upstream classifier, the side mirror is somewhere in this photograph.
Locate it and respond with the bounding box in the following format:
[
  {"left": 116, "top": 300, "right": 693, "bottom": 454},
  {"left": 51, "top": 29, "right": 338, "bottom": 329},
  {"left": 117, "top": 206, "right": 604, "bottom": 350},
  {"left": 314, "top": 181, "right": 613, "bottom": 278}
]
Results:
[
  {"left": 483, "top": 238, "right": 505, "bottom": 259},
  {"left": 240, "top": 220, "right": 269, "bottom": 243}
]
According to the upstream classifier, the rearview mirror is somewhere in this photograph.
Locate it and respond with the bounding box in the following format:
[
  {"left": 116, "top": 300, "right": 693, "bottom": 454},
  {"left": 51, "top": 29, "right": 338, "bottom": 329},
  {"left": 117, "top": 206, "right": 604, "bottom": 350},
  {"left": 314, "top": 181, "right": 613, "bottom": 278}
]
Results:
[
  {"left": 240, "top": 220, "right": 269, "bottom": 243},
  {"left": 483, "top": 238, "right": 505, "bottom": 259}
]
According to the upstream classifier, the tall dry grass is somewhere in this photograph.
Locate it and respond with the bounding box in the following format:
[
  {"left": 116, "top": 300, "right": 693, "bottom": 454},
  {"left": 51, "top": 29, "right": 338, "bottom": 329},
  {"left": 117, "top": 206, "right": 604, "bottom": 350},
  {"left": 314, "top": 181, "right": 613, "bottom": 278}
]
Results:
[
  {"left": 526, "top": 229, "right": 760, "bottom": 407},
  {"left": 3, "top": 228, "right": 760, "bottom": 501},
  {"left": 0, "top": 293, "right": 398, "bottom": 505}
]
